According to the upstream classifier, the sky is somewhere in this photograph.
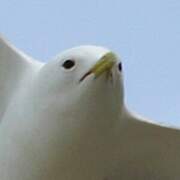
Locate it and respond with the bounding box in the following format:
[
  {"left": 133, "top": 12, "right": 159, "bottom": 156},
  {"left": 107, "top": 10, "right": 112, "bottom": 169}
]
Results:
[{"left": 0, "top": 0, "right": 179, "bottom": 125}]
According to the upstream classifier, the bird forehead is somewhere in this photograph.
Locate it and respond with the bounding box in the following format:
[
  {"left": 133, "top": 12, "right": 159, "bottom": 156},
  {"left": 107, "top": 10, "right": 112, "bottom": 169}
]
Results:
[{"left": 60, "top": 45, "right": 110, "bottom": 60}]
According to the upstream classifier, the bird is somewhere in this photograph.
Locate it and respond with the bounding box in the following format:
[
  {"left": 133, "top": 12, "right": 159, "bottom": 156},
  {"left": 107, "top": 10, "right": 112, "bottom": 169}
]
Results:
[{"left": 0, "top": 35, "right": 180, "bottom": 180}]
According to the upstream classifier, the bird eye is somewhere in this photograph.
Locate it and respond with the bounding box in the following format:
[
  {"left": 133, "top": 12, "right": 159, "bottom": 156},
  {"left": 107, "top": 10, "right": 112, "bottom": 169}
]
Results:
[
  {"left": 118, "top": 62, "right": 122, "bottom": 72},
  {"left": 62, "top": 60, "right": 75, "bottom": 69}
]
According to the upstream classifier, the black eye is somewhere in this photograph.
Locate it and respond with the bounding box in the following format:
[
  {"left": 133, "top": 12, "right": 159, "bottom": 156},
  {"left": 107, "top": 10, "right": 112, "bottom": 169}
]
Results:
[
  {"left": 62, "top": 60, "right": 75, "bottom": 69},
  {"left": 118, "top": 62, "right": 122, "bottom": 72}
]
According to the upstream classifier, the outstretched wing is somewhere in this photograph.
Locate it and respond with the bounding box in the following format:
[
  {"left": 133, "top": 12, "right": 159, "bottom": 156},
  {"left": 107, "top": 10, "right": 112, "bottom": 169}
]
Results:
[
  {"left": 120, "top": 108, "right": 180, "bottom": 176},
  {"left": 124, "top": 107, "right": 180, "bottom": 155},
  {"left": 125, "top": 108, "right": 180, "bottom": 142},
  {"left": 0, "top": 35, "right": 42, "bottom": 118}
]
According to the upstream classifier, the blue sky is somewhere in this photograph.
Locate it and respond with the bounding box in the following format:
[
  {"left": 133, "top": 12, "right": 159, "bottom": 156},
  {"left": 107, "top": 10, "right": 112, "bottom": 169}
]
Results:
[{"left": 0, "top": 0, "right": 180, "bottom": 125}]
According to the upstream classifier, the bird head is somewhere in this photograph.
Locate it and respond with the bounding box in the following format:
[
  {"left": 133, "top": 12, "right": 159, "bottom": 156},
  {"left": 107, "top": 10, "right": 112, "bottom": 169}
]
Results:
[{"left": 33, "top": 46, "right": 124, "bottom": 124}]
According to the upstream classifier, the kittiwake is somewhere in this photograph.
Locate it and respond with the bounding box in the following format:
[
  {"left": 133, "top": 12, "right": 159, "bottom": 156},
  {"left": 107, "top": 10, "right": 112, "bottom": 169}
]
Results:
[{"left": 0, "top": 35, "right": 180, "bottom": 180}]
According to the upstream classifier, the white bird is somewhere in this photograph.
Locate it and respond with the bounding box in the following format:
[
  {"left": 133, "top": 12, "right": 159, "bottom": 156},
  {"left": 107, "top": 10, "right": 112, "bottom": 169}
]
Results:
[{"left": 0, "top": 35, "right": 180, "bottom": 180}]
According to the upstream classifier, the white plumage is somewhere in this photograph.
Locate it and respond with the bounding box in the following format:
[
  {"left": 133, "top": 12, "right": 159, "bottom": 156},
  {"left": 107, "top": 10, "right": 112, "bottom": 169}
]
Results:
[{"left": 0, "top": 35, "right": 180, "bottom": 180}]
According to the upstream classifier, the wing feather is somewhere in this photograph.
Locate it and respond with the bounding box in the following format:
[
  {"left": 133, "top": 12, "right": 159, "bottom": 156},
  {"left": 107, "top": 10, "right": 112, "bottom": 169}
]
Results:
[{"left": 0, "top": 35, "right": 43, "bottom": 118}]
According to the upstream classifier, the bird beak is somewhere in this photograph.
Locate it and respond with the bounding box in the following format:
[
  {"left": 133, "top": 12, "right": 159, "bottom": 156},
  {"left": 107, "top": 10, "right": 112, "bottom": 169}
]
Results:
[{"left": 79, "top": 52, "right": 117, "bottom": 82}]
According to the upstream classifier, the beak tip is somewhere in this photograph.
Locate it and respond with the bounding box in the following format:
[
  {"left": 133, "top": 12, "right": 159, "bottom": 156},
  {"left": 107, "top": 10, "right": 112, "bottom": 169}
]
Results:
[{"left": 79, "top": 52, "right": 117, "bottom": 83}]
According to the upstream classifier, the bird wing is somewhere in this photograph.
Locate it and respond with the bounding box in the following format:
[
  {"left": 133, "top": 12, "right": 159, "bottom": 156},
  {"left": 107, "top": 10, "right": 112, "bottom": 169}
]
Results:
[
  {"left": 0, "top": 35, "right": 42, "bottom": 118},
  {"left": 119, "top": 108, "right": 180, "bottom": 176},
  {"left": 123, "top": 108, "right": 180, "bottom": 152}
]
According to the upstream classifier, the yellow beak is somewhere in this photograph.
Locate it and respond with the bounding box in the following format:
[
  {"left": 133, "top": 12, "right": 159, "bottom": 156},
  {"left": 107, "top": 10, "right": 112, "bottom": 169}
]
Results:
[{"left": 80, "top": 52, "right": 117, "bottom": 82}]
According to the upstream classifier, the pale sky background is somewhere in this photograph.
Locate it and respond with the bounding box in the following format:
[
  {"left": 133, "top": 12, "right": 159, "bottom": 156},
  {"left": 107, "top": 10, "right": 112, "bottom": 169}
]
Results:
[{"left": 0, "top": 0, "right": 179, "bottom": 125}]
